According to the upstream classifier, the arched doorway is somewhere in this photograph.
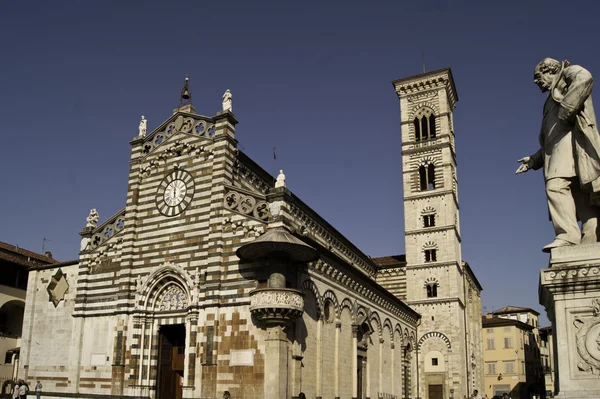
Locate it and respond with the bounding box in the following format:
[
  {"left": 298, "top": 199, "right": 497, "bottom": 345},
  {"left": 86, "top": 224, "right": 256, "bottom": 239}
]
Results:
[
  {"left": 135, "top": 264, "right": 194, "bottom": 399},
  {"left": 0, "top": 300, "right": 25, "bottom": 338}
]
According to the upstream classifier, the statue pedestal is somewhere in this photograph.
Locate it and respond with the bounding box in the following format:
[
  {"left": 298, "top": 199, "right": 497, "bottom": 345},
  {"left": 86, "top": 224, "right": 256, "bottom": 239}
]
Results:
[{"left": 539, "top": 243, "right": 600, "bottom": 399}]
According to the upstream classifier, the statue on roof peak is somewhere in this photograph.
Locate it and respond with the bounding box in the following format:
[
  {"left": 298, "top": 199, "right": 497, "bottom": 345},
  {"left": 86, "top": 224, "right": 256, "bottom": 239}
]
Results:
[
  {"left": 275, "top": 170, "right": 286, "bottom": 188},
  {"left": 138, "top": 115, "right": 147, "bottom": 137},
  {"left": 222, "top": 89, "right": 232, "bottom": 112}
]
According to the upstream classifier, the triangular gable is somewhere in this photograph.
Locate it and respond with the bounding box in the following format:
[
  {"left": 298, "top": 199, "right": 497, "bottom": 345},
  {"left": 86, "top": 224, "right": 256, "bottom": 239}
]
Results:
[{"left": 138, "top": 111, "right": 218, "bottom": 159}]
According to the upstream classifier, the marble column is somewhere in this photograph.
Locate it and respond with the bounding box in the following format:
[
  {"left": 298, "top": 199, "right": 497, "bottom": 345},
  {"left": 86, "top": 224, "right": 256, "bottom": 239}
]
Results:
[
  {"left": 316, "top": 318, "right": 322, "bottom": 398},
  {"left": 137, "top": 317, "right": 146, "bottom": 386},
  {"left": 391, "top": 342, "right": 395, "bottom": 397},
  {"left": 379, "top": 337, "right": 384, "bottom": 396},
  {"left": 146, "top": 321, "right": 158, "bottom": 386},
  {"left": 335, "top": 321, "right": 341, "bottom": 399},
  {"left": 264, "top": 325, "right": 289, "bottom": 398},
  {"left": 352, "top": 325, "right": 358, "bottom": 399},
  {"left": 182, "top": 315, "right": 195, "bottom": 399}
]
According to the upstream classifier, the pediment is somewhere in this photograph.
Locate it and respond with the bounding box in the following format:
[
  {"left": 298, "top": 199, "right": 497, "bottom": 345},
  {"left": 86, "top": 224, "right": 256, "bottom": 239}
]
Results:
[{"left": 139, "top": 111, "right": 217, "bottom": 159}]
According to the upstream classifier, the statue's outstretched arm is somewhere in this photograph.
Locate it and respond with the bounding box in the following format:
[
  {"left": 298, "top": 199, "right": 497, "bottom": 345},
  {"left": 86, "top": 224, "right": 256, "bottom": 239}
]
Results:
[{"left": 516, "top": 149, "right": 543, "bottom": 174}]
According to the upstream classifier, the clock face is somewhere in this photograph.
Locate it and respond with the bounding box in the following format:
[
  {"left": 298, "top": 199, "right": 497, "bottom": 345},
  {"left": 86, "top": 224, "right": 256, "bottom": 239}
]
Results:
[
  {"left": 156, "top": 170, "right": 195, "bottom": 216},
  {"left": 164, "top": 180, "right": 186, "bottom": 206}
]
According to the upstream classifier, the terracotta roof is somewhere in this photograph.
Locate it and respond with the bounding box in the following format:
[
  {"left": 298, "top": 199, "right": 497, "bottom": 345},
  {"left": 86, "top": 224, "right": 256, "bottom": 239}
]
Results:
[
  {"left": 28, "top": 259, "right": 78, "bottom": 271},
  {"left": 482, "top": 316, "right": 533, "bottom": 331},
  {"left": 0, "top": 241, "right": 58, "bottom": 268},
  {"left": 372, "top": 255, "right": 406, "bottom": 268},
  {"left": 491, "top": 305, "right": 539, "bottom": 316}
]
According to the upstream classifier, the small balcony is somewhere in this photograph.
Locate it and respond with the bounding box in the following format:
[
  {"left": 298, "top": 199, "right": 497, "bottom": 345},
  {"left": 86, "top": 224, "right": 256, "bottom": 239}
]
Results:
[{"left": 249, "top": 288, "right": 304, "bottom": 324}]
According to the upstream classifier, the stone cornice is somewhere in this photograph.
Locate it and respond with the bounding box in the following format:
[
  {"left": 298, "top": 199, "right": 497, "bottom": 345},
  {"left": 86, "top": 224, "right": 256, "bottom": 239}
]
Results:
[
  {"left": 392, "top": 68, "right": 458, "bottom": 110},
  {"left": 310, "top": 257, "right": 420, "bottom": 325},
  {"left": 234, "top": 151, "right": 275, "bottom": 194},
  {"left": 408, "top": 296, "right": 464, "bottom": 308},
  {"left": 404, "top": 189, "right": 459, "bottom": 208},
  {"left": 405, "top": 260, "right": 459, "bottom": 271},
  {"left": 405, "top": 225, "right": 462, "bottom": 242},
  {"left": 540, "top": 264, "right": 600, "bottom": 296},
  {"left": 401, "top": 140, "right": 456, "bottom": 159},
  {"left": 376, "top": 267, "right": 406, "bottom": 277},
  {"left": 287, "top": 199, "right": 377, "bottom": 277}
]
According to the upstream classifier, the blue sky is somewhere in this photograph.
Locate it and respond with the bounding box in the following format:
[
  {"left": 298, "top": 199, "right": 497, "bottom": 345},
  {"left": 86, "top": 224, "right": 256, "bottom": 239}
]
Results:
[{"left": 2, "top": 0, "right": 599, "bottom": 324}]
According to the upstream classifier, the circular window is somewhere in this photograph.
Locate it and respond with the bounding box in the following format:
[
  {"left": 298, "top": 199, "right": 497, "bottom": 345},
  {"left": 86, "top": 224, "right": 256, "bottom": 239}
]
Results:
[{"left": 323, "top": 299, "right": 335, "bottom": 323}]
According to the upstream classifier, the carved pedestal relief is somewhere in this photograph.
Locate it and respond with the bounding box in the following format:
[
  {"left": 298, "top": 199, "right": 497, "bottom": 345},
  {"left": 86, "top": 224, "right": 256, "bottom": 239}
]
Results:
[{"left": 574, "top": 299, "right": 600, "bottom": 375}]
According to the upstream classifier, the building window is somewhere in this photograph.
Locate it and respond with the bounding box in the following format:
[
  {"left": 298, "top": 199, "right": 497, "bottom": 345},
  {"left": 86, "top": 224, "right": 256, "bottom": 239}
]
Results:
[
  {"left": 424, "top": 249, "right": 437, "bottom": 262},
  {"left": 423, "top": 214, "right": 435, "bottom": 227},
  {"left": 413, "top": 112, "right": 437, "bottom": 142},
  {"left": 432, "top": 358, "right": 438, "bottom": 366},
  {"left": 323, "top": 299, "right": 335, "bottom": 323},
  {"left": 487, "top": 338, "right": 496, "bottom": 350},
  {"left": 504, "top": 337, "right": 513, "bottom": 349},
  {"left": 521, "top": 361, "right": 525, "bottom": 375},
  {"left": 486, "top": 328, "right": 494, "bottom": 333},
  {"left": 486, "top": 362, "right": 497, "bottom": 375},
  {"left": 504, "top": 361, "right": 515, "bottom": 374},
  {"left": 504, "top": 327, "right": 511, "bottom": 332},
  {"left": 419, "top": 164, "right": 436, "bottom": 191},
  {"left": 426, "top": 283, "right": 438, "bottom": 298}
]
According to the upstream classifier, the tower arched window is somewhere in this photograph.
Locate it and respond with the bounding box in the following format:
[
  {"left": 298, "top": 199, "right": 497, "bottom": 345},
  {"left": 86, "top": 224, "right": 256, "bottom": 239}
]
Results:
[
  {"left": 422, "top": 207, "right": 436, "bottom": 228},
  {"left": 426, "top": 283, "right": 438, "bottom": 298},
  {"left": 413, "top": 109, "right": 437, "bottom": 142},
  {"left": 424, "top": 278, "right": 439, "bottom": 298},
  {"left": 423, "top": 242, "right": 438, "bottom": 263},
  {"left": 424, "top": 249, "right": 437, "bottom": 262},
  {"left": 419, "top": 164, "right": 436, "bottom": 191}
]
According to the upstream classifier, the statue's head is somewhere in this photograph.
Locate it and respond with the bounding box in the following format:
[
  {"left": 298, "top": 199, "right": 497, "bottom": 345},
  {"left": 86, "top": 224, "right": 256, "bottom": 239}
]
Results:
[{"left": 534, "top": 58, "right": 561, "bottom": 93}]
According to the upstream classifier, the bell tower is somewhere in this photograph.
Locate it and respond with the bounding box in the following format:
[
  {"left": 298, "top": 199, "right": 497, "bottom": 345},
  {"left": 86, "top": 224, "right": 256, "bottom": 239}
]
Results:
[
  {"left": 393, "top": 68, "right": 460, "bottom": 278},
  {"left": 393, "top": 69, "right": 482, "bottom": 399}
]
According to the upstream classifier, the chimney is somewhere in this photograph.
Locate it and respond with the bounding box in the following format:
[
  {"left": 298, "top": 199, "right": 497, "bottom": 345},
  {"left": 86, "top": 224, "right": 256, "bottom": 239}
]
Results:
[{"left": 45, "top": 251, "right": 53, "bottom": 259}]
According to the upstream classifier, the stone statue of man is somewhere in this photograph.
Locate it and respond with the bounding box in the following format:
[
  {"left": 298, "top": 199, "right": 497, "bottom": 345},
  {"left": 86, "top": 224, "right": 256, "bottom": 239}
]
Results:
[
  {"left": 222, "top": 89, "right": 232, "bottom": 112},
  {"left": 139, "top": 115, "right": 147, "bottom": 137},
  {"left": 516, "top": 58, "right": 600, "bottom": 252}
]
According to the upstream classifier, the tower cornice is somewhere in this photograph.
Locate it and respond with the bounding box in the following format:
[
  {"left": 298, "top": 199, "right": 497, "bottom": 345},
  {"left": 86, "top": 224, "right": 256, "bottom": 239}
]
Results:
[{"left": 392, "top": 68, "right": 458, "bottom": 110}]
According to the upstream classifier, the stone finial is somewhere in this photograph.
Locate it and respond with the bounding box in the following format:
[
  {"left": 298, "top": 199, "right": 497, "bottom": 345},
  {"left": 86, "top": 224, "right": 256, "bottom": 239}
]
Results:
[
  {"left": 222, "top": 89, "right": 232, "bottom": 112},
  {"left": 86, "top": 209, "right": 99, "bottom": 228},
  {"left": 275, "top": 169, "right": 286, "bottom": 188},
  {"left": 138, "top": 115, "right": 147, "bottom": 137}
]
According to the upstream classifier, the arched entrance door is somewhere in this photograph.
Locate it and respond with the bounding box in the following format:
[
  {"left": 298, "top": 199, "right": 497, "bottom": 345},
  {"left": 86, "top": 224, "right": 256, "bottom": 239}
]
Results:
[
  {"left": 157, "top": 324, "right": 186, "bottom": 399},
  {"left": 135, "top": 263, "right": 195, "bottom": 399}
]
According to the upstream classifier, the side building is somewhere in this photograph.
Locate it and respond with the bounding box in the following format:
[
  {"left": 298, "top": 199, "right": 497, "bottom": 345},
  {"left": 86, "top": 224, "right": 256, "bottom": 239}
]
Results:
[
  {"left": 376, "top": 68, "right": 484, "bottom": 399},
  {"left": 0, "top": 242, "right": 56, "bottom": 390},
  {"left": 482, "top": 306, "right": 545, "bottom": 399},
  {"left": 538, "top": 327, "right": 555, "bottom": 397},
  {"left": 18, "top": 84, "right": 420, "bottom": 399}
]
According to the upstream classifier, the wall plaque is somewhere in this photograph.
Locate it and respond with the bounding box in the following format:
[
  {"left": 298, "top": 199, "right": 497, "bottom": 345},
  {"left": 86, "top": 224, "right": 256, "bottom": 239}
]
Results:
[{"left": 230, "top": 349, "right": 255, "bottom": 366}]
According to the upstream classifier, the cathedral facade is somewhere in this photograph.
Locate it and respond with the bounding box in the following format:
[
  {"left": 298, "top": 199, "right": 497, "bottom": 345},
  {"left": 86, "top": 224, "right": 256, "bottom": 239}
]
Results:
[
  {"left": 19, "top": 88, "right": 421, "bottom": 399},
  {"left": 376, "top": 69, "right": 484, "bottom": 399}
]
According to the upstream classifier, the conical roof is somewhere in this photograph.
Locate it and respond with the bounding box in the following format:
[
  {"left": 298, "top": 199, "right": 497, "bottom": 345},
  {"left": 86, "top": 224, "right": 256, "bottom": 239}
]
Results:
[{"left": 236, "top": 227, "right": 318, "bottom": 263}]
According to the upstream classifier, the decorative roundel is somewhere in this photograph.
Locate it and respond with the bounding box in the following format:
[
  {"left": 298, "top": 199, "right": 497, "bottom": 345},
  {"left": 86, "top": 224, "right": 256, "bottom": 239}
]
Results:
[{"left": 156, "top": 170, "right": 195, "bottom": 217}]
